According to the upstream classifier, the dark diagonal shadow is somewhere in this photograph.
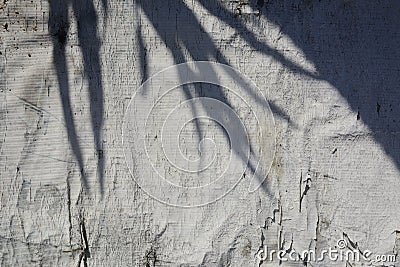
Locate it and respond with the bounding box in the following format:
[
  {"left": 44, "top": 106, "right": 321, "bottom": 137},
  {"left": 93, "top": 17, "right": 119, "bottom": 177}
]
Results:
[
  {"left": 197, "top": 0, "right": 320, "bottom": 80},
  {"left": 251, "top": 0, "right": 400, "bottom": 172},
  {"left": 49, "top": 0, "right": 107, "bottom": 194},
  {"left": 136, "top": 0, "right": 281, "bottom": 195}
]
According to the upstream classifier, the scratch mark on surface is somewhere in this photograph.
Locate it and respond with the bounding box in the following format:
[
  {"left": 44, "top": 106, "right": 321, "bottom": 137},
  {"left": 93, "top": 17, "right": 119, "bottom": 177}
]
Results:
[{"left": 299, "top": 172, "right": 311, "bottom": 213}]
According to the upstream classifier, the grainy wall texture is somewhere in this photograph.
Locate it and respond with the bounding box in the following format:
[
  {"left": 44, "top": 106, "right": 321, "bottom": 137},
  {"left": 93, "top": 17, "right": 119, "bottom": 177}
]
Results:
[{"left": 1, "top": 0, "right": 400, "bottom": 266}]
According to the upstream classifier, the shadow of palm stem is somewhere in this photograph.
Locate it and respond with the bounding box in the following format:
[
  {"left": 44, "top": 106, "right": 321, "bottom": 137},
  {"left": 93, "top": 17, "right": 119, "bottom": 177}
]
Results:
[{"left": 49, "top": 0, "right": 107, "bottom": 194}]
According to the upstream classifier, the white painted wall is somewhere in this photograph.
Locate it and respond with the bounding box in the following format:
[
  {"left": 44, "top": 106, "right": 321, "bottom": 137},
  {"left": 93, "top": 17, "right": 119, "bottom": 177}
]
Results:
[{"left": 1, "top": 0, "right": 399, "bottom": 266}]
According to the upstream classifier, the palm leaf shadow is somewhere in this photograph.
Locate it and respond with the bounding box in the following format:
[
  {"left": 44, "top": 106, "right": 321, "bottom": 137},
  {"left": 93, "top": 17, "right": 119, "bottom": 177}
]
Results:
[
  {"left": 49, "top": 0, "right": 107, "bottom": 194},
  {"left": 135, "top": 0, "right": 305, "bottom": 194},
  {"left": 252, "top": 0, "right": 400, "bottom": 173}
]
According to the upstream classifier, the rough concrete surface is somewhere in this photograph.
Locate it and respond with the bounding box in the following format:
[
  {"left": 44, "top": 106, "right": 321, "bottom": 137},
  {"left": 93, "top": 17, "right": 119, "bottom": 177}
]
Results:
[{"left": 1, "top": 0, "right": 400, "bottom": 266}]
